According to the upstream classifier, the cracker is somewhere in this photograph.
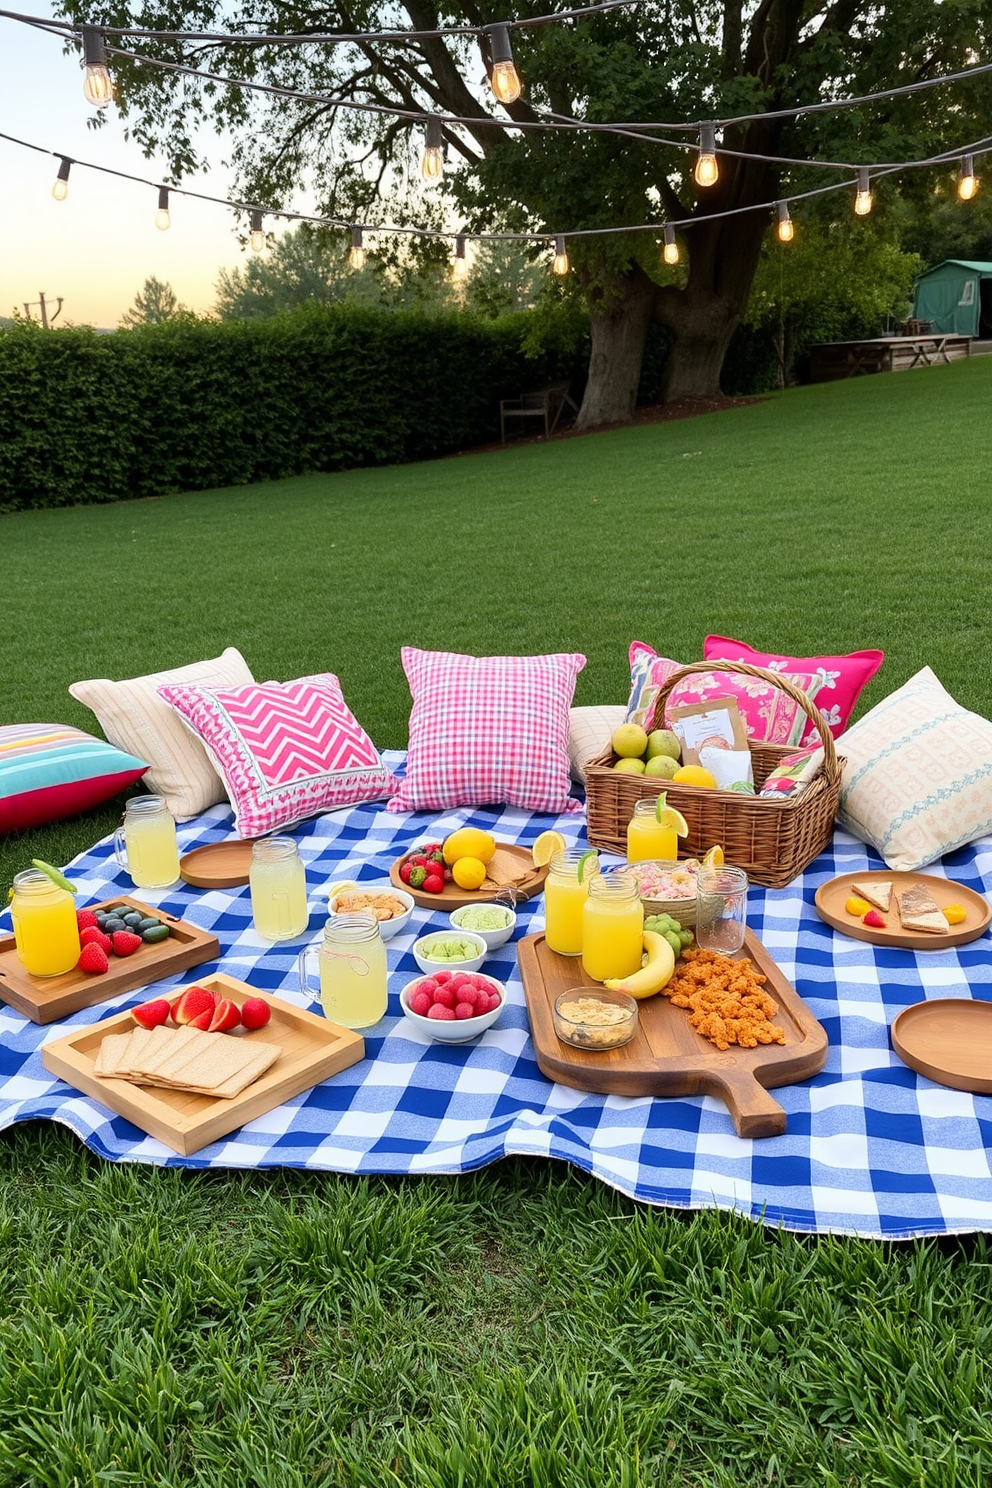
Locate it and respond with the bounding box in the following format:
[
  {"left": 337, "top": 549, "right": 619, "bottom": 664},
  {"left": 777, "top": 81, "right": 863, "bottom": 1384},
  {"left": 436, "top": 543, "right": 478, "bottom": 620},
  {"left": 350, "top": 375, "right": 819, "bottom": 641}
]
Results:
[
  {"left": 852, "top": 879, "right": 892, "bottom": 913},
  {"left": 129, "top": 1026, "right": 199, "bottom": 1079},
  {"left": 898, "top": 883, "right": 949, "bottom": 934},
  {"left": 94, "top": 1032, "right": 135, "bottom": 1079}
]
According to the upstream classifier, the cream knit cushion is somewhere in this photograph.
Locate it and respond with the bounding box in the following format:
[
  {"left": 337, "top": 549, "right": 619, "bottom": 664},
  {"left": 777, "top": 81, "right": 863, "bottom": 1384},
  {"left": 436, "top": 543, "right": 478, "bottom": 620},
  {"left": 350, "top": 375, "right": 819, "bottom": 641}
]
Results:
[
  {"left": 837, "top": 666, "right": 992, "bottom": 870},
  {"left": 69, "top": 648, "right": 254, "bottom": 820},
  {"left": 568, "top": 705, "right": 626, "bottom": 784}
]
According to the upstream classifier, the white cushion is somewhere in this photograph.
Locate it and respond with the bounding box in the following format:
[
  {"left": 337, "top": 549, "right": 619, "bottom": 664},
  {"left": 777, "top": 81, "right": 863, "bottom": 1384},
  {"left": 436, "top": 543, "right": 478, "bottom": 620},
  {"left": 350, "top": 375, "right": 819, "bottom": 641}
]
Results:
[
  {"left": 69, "top": 648, "right": 254, "bottom": 820},
  {"left": 568, "top": 705, "right": 626, "bottom": 784},
  {"left": 837, "top": 666, "right": 992, "bottom": 870}
]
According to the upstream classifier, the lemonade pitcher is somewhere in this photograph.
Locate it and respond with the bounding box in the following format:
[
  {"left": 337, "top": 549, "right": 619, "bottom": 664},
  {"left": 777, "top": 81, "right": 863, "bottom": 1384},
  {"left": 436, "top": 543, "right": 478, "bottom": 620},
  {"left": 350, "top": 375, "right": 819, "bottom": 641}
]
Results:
[
  {"left": 10, "top": 869, "right": 80, "bottom": 976},
  {"left": 298, "top": 912, "right": 388, "bottom": 1029},
  {"left": 249, "top": 837, "right": 309, "bottom": 941},
  {"left": 113, "top": 796, "right": 181, "bottom": 889}
]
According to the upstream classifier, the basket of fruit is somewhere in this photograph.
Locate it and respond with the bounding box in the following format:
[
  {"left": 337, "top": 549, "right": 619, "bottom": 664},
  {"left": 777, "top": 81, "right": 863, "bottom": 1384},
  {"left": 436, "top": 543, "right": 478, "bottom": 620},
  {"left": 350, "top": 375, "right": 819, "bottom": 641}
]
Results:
[{"left": 585, "top": 661, "right": 843, "bottom": 889}]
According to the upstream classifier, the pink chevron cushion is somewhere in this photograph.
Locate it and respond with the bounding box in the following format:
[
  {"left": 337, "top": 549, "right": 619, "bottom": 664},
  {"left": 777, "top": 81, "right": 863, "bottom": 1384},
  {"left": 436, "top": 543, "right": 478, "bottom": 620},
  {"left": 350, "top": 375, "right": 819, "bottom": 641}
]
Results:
[
  {"left": 157, "top": 675, "right": 397, "bottom": 837},
  {"left": 388, "top": 647, "right": 586, "bottom": 815}
]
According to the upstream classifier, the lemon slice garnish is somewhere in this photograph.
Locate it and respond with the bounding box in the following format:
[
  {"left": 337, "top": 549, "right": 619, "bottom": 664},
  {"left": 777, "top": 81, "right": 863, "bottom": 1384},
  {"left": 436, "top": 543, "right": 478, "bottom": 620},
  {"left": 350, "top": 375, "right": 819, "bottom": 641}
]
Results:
[
  {"left": 532, "top": 830, "right": 567, "bottom": 868},
  {"left": 653, "top": 793, "right": 689, "bottom": 836},
  {"left": 701, "top": 845, "right": 725, "bottom": 868},
  {"left": 326, "top": 879, "right": 359, "bottom": 900},
  {"left": 577, "top": 849, "right": 599, "bottom": 884}
]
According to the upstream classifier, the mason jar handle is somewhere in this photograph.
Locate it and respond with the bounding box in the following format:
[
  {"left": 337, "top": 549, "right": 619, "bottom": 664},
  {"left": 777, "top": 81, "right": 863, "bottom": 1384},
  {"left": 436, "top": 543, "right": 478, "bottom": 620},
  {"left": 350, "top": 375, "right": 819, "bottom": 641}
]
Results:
[
  {"left": 297, "top": 944, "right": 319, "bottom": 1002},
  {"left": 113, "top": 826, "right": 129, "bottom": 871}
]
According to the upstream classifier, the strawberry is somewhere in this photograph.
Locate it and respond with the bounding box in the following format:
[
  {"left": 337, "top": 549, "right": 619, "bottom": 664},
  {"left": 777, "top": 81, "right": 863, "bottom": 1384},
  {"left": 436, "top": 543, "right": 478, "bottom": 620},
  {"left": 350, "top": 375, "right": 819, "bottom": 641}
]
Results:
[
  {"left": 208, "top": 998, "right": 242, "bottom": 1034},
  {"left": 111, "top": 930, "right": 143, "bottom": 958},
  {"left": 862, "top": 909, "right": 886, "bottom": 928},
  {"left": 399, "top": 862, "right": 413, "bottom": 885},
  {"left": 76, "top": 909, "right": 100, "bottom": 931},
  {"left": 172, "top": 985, "right": 217, "bottom": 1026},
  {"left": 454, "top": 1002, "right": 477, "bottom": 1020},
  {"left": 420, "top": 842, "right": 443, "bottom": 855},
  {"left": 423, "top": 873, "right": 445, "bottom": 894},
  {"left": 408, "top": 865, "right": 427, "bottom": 889},
  {"left": 409, "top": 855, "right": 428, "bottom": 868},
  {"left": 432, "top": 985, "right": 457, "bottom": 1010},
  {"left": 188, "top": 1009, "right": 214, "bottom": 1030},
  {"left": 426, "top": 1003, "right": 457, "bottom": 1021},
  {"left": 80, "top": 927, "right": 113, "bottom": 953},
  {"left": 77, "top": 943, "right": 109, "bottom": 975},
  {"left": 240, "top": 997, "right": 272, "bottom": 1031},
  {"left": 409, "top": 990, "right": 432, "bottom": 1016},
  {"left": 133, "top": 998, "right": 171, "bottom": 1030}
]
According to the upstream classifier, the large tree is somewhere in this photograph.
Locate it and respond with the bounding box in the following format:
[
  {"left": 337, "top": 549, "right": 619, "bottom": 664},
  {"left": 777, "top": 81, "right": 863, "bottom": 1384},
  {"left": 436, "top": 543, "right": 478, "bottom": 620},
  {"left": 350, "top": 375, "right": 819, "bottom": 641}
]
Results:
[{"left": 65, "top": 1, "right": 991, "bottom": 424}]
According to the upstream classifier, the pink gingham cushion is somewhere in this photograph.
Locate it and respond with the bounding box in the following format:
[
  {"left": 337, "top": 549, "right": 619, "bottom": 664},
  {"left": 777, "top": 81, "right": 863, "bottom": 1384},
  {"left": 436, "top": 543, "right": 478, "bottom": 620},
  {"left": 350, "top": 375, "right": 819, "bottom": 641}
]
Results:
[
  {"left": 388, "top": 648, "right": 586, "bottom": 814},
  {"left": 157, "top": 674, "right": 397, "bottom": 837}
]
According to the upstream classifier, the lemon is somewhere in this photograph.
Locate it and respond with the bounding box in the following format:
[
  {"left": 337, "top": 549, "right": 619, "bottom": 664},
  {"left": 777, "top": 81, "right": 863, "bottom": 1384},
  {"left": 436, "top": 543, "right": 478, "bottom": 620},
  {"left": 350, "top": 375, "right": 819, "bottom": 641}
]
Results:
[
  {"left": 443, "top": 828, "right": 496, "bottom": 866},
  {"left": 614, "top": 758, "right": 646, "bottom": 775},
  {"left": 532, "top": 830, "right": 566, "bottom": 868},
  {"left": 326, "top": 879, "right": 359, "bottom": 900},
  {"left": 611, "top": 723, "right": 649, "bottom": 759},
  {"left": 942, "top": 904, "right": 967, "bottom": 925},
  {"left": 452, "top": 856, "right": 487, "bottom": 890},
  {"left": 653, "top": 792, "right": 689, "bottom": 836},
  {"left": 701, "top": 845, "right": 724, "bottom": 868},
  {"left": 672, "top": 764, "right": 718, "bottom": 789}
]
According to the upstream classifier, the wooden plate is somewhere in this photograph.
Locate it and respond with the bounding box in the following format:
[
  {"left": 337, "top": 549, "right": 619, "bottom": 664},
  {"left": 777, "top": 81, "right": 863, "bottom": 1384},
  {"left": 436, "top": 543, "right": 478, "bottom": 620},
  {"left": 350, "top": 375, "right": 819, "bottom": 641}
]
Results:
[
  {"left": 517, "top": 930, "right": 828, "bottom": 1139},
  {"left": 41, "top": 971, "right": 365, "bottom": 1156},
  {"left": 814, "top": 870, "right": 991, "bottom": 950},
  {"left": 180, "top": 841, "right": 254, "bottom": 888},
  {"left": 891, "top": 999, "right": 992, "bottom": 1093},
  {"left": 390, "top": 843, "right": 549, "bottom": 910},
  {"left": 0, "top": 896, "right": 220, "bottom": 1025}
]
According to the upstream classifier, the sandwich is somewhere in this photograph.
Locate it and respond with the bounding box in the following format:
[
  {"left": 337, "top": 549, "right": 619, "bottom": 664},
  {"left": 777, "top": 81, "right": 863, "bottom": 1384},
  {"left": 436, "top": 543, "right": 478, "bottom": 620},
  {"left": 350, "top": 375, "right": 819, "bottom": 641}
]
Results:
[
  {"left": 897, "top": 882, "right": 949, "bottom": 934},
  {"left": 851, "top": 880, "right": 892, "bottom": 913}
]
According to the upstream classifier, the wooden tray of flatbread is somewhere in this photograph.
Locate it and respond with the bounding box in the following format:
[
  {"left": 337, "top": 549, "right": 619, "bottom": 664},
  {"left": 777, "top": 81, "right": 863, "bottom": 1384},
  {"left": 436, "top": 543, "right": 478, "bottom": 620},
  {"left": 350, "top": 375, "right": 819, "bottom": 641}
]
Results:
[
  {"left": 390, "top": 842, "right": 549, "bottom": 910},
  {"left": 41, "top": 972, "right": 365, "bottom": 1155},
  {"left": 814, "top": 870, "right": 991, "bottom": 950}
]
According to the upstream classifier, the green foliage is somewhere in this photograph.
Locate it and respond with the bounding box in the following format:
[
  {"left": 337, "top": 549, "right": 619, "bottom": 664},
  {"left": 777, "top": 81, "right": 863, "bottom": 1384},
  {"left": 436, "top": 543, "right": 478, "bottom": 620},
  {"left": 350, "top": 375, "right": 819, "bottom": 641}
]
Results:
[{"left": 119, "top": 276, "right": 189, "bottom": 328}]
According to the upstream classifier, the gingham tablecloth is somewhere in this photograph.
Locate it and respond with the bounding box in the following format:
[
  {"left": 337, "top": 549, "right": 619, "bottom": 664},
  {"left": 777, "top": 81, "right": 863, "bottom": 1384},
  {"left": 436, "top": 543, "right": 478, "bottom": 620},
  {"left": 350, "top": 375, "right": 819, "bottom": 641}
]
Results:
[{"left": 3, "top": 752, "right": 992, "bottom": 1241}]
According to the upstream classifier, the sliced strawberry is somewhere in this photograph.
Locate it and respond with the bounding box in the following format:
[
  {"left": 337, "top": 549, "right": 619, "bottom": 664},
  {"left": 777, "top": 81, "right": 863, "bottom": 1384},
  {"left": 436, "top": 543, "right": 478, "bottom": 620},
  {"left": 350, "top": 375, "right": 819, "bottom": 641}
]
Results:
[
  {"left": 188, "top": 1008, "right": 214, "bottom": 1030},
  {"left": 207, "top": 998, "right": 242, "bottom": 1033},
  {"left": 862, "top": 909, "right": 886, "bottom": 928},
  {"left": 133, "top": 998, "right": 172, "bottom": 1029},
  {"left": 172, "top": 985, "right": 217, "bottom": 1025}
]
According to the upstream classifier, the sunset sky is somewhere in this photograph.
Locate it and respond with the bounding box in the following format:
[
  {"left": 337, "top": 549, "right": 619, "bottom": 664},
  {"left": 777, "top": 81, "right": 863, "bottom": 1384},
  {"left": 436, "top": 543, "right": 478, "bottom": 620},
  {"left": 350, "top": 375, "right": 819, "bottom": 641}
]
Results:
[{"left": 0, "top": 4, "right": 256, "bottom": 327}]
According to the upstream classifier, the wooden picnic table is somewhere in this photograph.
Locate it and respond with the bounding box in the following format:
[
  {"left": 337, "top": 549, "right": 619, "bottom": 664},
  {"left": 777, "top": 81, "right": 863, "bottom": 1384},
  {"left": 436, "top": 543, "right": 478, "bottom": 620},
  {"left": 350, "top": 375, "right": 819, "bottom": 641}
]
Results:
[{"left": 809, "top": 334, "right": 971, "bottom": 382}]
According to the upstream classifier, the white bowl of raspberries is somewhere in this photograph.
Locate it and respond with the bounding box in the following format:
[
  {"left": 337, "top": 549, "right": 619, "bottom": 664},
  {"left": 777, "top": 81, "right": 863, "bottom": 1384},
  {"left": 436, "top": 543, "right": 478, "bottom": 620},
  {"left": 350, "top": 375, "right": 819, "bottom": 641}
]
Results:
[{"left": 399, "top": 971, "right": 506, "bottom": 1043}]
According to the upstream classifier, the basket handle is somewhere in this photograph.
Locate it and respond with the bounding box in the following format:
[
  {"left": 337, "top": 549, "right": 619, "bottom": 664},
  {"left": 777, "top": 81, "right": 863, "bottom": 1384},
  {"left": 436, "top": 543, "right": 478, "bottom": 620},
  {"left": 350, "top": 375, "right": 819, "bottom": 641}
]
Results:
[{"left": 646, "top": 660, "right": 839, "bottom": 781}]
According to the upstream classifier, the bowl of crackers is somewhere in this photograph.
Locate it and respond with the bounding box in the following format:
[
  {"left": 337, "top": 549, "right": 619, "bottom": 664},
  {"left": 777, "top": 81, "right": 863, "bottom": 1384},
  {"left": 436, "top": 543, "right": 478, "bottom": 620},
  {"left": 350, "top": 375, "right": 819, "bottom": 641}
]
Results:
[{"left": 326, "top": 882, "right": 415, "bottom": 940}]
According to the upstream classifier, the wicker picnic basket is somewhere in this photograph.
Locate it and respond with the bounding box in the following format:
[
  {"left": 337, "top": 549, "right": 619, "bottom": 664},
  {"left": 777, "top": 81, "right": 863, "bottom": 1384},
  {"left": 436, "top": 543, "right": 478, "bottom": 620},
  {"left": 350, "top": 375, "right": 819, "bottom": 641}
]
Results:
[{"left": 585, "top": 661, "right": 844, "bottom": 889}]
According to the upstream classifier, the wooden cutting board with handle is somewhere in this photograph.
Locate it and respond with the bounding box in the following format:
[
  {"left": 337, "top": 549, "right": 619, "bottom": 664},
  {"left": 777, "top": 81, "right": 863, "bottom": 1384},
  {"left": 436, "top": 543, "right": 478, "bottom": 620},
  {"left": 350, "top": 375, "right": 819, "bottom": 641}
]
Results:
[{"left": 517, "top": 930, "right": 828, "bottom": 1139}]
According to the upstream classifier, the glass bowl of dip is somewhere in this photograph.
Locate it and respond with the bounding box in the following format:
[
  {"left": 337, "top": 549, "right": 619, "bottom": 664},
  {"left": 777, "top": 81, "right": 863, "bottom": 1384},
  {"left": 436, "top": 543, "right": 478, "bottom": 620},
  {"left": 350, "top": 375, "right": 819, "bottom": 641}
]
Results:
[{"left": 553, "top": 988, "right": 638, "bottom": 1051}]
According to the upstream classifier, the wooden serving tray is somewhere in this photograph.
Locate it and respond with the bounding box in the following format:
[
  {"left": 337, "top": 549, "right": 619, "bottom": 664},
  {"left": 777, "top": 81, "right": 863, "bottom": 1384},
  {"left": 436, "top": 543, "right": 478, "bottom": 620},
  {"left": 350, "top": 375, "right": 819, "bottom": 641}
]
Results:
[
  {"left": 815, "top": 870, "right": 991, "bottom": 950},
  {"left": 390, "top": 842, "right": 549, "bottom": 910},
  {"left": 41, "top": 971, "right": 365, "bottom": 1156},
  {"left": 0, "top": 896, "right": 220, "bottom": 1025},
  {"left": 517, "top": 930, "right": 828, "bottom": 1139},
  {"left": 180, "top": 841, "right": 253, "bottom": 888}
]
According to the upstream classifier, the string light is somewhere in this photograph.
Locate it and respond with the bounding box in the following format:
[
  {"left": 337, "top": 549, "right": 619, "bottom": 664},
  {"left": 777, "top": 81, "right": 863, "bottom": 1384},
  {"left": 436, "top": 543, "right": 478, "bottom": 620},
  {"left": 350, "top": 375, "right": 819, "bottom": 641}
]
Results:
[
  {"left": 694, "top": 123, "right": 718, "bottom": 187},
  {"left": 156, "top": 186, "right": 170, "bottom": 230},
  {"left": 662, "top": 223, "right": 679, "bottom": 264},
  {"left": 348, "top": 227, "right": 365, "bottom": 270},
  {"left": 854, "top": 166, "right": 873, "bottom": 215},
  {"left": 958, "top": 154, "right": 979, "bottom": 199},
  {"left": 776, "top": 201, "right": 794, "bottom": 241},
  {"left": 452, "top": 234, "right": 468, "bottom": 280},
  {"left": 249, "top": 209, "right": 265, "bottom": 252},
  {"left": 488, "top": 24, "right": 522, "bottom": 105},
  {"left": 551, "top": 235, "right": 569, "bottom": 275},
  {"left": 51, "top": 155, "right": 71, "bottom": 201},
  {"left": 81, "top": 26, "right": 114, "bottom": 107},
  {"left": 420, "top": 117, "right": 444, "bottom": 182}
]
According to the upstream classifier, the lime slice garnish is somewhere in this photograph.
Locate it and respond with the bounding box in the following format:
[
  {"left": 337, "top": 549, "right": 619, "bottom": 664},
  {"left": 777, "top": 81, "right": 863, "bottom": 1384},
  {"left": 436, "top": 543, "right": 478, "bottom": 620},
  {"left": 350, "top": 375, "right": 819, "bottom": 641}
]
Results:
[
  {"left": 577, "top": 849, "right": 598, "bottom": 884},
  {"left": 653, "top": 795, "right": 689, "bottom": 837},
  {"left": 32, "top": 859, "right": 77, "bottom": 894}
]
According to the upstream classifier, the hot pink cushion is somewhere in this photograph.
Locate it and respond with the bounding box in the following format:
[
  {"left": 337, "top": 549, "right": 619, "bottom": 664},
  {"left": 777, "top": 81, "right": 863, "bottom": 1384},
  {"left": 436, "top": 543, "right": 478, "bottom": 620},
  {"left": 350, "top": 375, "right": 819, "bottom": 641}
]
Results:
[
  {"left": 157, "top": 675, "right": 397, "bottom": 837},
  {"left": 626, "top": 643, "right": 812, "bottom": 747},
  {"left": 388, "top": 647, "right": 586, "bottom": 814},
  {"left": 703, "top": 635, "right": 884, "bottom": 745}
]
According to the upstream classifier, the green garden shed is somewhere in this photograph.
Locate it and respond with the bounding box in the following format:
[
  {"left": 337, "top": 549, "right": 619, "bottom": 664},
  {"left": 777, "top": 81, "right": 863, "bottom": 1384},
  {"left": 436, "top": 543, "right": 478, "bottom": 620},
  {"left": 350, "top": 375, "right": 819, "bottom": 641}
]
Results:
[{"left": 913, "top": 260, "right": 992, "bottom": 338}]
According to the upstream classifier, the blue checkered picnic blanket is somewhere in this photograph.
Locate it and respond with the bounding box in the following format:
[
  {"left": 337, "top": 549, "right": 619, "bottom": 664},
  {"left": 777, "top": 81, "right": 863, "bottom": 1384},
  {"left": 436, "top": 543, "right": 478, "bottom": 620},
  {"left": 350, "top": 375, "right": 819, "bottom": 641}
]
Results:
[{"left": 3, "top": 750, "right": 992, "bottom": 1240}]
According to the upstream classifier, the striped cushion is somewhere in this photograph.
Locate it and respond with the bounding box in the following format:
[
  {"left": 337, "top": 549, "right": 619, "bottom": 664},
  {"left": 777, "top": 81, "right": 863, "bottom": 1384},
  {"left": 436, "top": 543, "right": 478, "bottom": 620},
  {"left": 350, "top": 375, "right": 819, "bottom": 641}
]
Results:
[
  {"left": 0, "top": 723, "right": 148, "bottom": 834},
  {"left": 837, "top": 667, "right": 992, "bottom": 870}
]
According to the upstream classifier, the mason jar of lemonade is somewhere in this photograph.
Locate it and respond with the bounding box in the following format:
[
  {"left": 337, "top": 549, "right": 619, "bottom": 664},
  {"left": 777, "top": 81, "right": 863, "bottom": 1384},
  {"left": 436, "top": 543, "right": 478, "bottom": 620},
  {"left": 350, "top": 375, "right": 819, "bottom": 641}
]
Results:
[
  {"left": 297, "top": 911, "right": 388, "bottom": 1029},
  {"left": 10, "top": 869, "right": 80, "bottom": 976},
  {"left": 249, "top": 837, "right": 309, "bottom": 941},
  {"left": 582, "top": 870, "right": 644, "bottom": 983},
  {"left": 114, "top": 796, "right": 181, "bottom": 889},
  {"left": 545, "top": 850, "right": 598, "bottom": 957}
]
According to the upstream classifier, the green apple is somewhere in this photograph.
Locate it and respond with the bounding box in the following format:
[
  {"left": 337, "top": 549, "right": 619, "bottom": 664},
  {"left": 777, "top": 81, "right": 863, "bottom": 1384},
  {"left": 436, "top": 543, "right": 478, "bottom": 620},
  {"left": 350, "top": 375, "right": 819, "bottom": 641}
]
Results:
[
  {"left": 646, "top": 729, "right": 680, "bottom": 761},
  {"left": 644, "top": 754, "right": 679, "bottom": 779},
  {"left": 611, "top": 723, "right": 649, "bottom": 759},
  {"left": 613, "top": 757, "right": 646, "bottom": 774}
]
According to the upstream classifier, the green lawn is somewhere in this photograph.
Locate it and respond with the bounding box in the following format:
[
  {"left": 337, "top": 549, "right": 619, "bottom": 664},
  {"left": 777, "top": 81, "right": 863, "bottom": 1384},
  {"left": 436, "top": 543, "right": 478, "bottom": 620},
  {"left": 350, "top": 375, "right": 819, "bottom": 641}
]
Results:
[{"left": 3, "top": 359, "right": 992, "bottom": 1485}]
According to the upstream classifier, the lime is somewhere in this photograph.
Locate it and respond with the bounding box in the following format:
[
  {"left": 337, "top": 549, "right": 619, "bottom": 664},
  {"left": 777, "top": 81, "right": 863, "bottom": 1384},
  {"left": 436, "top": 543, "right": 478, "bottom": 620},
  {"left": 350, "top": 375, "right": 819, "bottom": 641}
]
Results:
[
  {"left": 653, "top": 794, "right": 689, "bottom": 836},
  {"left": 577, "top": 849, "right": 598, "bottom": 884},
  {"left": 31, "top": 859, "right": 77, "bottom": 894}
]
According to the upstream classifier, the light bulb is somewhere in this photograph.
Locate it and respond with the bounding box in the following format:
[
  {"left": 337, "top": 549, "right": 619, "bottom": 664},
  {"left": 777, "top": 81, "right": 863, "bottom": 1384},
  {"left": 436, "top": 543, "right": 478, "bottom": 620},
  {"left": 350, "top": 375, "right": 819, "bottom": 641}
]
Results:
[
  {"left": 776, "top": 201, "right": 794, "bottom": 242},
  {"left": 662, "top": 223, "right": 679, "bottom": 265},
  {"left": 854, "top": 167, "right": 872, "bottom": 216},
  {"left": 82, "top": 27, "right": 114, "bottom": 108},
  {"left": 694, "top": 123, "right": 718, "bottom": 187},
  {"left": 52, "top": 157, "right": 71, "bottom": 201},
  {"left": 156, "top": 187, "right": 170, "bottom": 231},
  {"left": 488, "top": 24, "right": 522, "bottom": 104},
  {"left": 452, "top": 235, "right": 468, "bottom": 280},
  {"left": 551, "top": 235, "right": 569, "bottom": 276},
  {"left": 349, "top": 227, "right": 365, "bottom": 271},
  {"left": 249, "top": 209, "right": 265, "bottom": 253},
  {"left": 420, "top": 117, "right": 444, "bottom": 182},
  {"left": 958, "top": 155, "right": 979, "bottom": 201}
]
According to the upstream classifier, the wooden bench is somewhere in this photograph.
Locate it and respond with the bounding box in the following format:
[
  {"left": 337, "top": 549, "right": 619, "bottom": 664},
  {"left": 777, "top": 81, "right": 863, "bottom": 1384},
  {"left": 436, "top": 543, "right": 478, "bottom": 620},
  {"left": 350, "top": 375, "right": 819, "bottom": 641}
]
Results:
[
  {"left": 499, "top": 382, "right": 579, "bottom": 443},
  {"left": 809, "top": 335, "right": 971, "bottom": 382}
]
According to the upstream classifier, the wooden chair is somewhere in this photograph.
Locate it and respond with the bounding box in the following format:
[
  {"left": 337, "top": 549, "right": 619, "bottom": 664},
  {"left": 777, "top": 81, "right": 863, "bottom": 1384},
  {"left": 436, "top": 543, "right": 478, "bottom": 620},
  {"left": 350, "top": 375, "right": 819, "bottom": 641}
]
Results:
[{"left": 499, "top": 381, "right": 579, "bottom": 443}]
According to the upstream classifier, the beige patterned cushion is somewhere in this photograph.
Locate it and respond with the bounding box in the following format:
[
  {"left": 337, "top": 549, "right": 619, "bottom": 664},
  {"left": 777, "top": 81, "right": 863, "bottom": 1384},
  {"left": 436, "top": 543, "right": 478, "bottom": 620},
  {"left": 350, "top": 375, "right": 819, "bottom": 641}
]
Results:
[
  {"left": 568, "top": 705, "right": 626, "bottom": 784},
  {"left": 837, "top": 667, "right": 992, "bottom": 870},
  {"left": 69, "top": 648, "right": 254, "bottom": 820}
]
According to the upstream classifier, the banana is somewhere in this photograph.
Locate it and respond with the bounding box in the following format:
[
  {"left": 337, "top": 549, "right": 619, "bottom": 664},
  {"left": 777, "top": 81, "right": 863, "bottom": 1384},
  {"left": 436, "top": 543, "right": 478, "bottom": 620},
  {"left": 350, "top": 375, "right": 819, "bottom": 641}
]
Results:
[{"left": 604, "top": 931, "right": 675, "bottom": 1000}]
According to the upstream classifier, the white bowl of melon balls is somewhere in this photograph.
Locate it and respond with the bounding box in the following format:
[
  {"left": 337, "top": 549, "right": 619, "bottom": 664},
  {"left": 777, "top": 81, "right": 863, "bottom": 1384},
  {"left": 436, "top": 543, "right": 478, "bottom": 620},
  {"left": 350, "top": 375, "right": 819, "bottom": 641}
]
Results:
[{"left": 400, "top": 969, "right": 506, "bottom": 1043}]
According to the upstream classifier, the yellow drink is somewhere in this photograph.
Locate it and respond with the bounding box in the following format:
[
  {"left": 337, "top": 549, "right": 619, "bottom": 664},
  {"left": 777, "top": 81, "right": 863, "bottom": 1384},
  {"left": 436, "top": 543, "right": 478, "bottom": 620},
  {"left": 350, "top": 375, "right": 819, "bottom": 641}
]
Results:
[
  {"left": 11, "top": 871, "right": 80, "bottom": 976},
  {"left": 250, "top": 838, "right": 309, "bottom": 941},
  {"left": 626, "top": 816, "right": 678, "bottom": 863},
  {"left": 319, "top": 932, "right": 387, "bottom": 1029},
  {"left": 116, "top": 797, "right": 180, "bottom": 889},
  {"left": 582, "top": 873, "right": 644, "bottom": 983},
  {"left": 545, "top": 850, "right": 597, "bottom": 956}
]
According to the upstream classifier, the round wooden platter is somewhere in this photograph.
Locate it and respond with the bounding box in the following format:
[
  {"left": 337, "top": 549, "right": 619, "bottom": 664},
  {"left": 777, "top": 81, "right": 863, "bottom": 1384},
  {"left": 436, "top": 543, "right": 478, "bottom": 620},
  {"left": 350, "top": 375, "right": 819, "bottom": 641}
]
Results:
[
  {"left": 814, "top": 870, "right": 991, "bottom": 950},
  {"left": 390, "top": 842, "right": 549, "bottom": 911},
  {"left": 891, "top": 999, "right": 992, "bottom": 1094},
  {"left": 180, "top": 840, "right": 254, "bottom": 889}
]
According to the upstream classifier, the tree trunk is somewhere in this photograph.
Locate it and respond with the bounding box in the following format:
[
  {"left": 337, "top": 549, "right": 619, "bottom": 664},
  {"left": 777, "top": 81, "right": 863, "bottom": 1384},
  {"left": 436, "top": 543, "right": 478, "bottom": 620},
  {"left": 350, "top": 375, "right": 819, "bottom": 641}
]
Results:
[
  {"left": 575, "top": 264, "right": 658, "bottom": 429},
  {"left": 660, "top": 312, "right": 740, "bottom": 400}
]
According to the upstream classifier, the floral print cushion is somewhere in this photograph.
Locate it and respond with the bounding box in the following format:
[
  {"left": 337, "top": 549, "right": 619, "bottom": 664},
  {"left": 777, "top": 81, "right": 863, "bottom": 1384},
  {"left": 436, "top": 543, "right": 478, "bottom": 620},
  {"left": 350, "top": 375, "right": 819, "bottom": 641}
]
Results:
[
  {"left": 625, "top": 643, "right": 817, "bottom": 747},
  {"left": 703, "top": 635, "right": 884, "bottom": 746}
]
